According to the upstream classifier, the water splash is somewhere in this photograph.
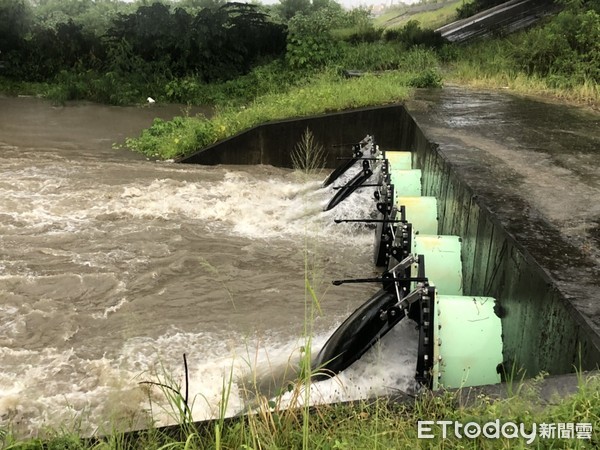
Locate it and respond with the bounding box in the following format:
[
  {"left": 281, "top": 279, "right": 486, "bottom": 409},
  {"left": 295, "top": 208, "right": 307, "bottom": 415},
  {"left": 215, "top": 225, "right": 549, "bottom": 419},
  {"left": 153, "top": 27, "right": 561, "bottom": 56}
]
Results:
[{"left": 0, "top": 151, "right": 415, "bottom": 437}]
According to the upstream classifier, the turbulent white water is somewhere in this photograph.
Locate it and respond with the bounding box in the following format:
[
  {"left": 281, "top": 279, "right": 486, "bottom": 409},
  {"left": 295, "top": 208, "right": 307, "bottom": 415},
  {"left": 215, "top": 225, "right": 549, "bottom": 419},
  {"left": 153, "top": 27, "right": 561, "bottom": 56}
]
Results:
[{"left": 0, "top": 97, "right": 417, "bottom": 438}]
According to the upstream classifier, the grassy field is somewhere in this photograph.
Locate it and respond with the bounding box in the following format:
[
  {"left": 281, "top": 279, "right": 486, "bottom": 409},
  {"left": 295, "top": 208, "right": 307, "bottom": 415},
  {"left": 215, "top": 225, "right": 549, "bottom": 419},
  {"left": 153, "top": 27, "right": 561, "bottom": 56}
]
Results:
[{"left": 374, "top": 0, "right": 464, "bottom": 31}]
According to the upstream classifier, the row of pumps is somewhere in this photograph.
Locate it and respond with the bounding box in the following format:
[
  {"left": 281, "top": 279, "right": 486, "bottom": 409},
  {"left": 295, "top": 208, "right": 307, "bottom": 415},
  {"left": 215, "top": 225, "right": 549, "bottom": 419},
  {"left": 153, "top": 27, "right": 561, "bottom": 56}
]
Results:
[{"left": 312, "top": 136, "right": 504, "bottom": 390}]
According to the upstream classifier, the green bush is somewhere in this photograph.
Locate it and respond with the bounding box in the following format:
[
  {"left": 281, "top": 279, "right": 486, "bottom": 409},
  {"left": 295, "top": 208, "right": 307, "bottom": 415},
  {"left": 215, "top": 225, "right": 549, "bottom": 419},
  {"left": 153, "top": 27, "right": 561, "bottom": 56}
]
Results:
[
  {"left": 456, "top": 0, "right": 506, "bottom": 19},
  {"left": 286, "top": 12, "right": 342, "bottom": 70},
  {"left": 511, "top": 9, "right": 600, "bottom": 84},
  {"left": 338, "top": 43, "right": 442, "bottom": 75},
  {"left": 333, "top": 25, "right": 383, "bottom": 44},
  {"left": 339, "top": 42, "right": 407, "bottom": 70},
  {"left": 42, "top": 69, "right": 164, "bottom": 105},
  {"left": 408, "top": 68, "right": 443, "bottom": 88},
  {"left": 383, "top": 20, "right": 445, "bottom": 49},
  {"left": 163, "top": 60, "right": 310, "bottom": 106}
]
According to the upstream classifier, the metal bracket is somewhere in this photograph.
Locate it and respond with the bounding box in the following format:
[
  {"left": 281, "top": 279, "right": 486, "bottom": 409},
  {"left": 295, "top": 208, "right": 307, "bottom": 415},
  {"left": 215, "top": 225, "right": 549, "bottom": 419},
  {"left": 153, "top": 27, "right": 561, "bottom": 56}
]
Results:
[
  {"left": 389, "top": 222, "right": 412, "bottom": 263},
  {"left": 331, "top": 276, "right": 428, "bottom": 286},
  {"left": 334, "top": 218, "right": 403, "bottom": 224},
  {"left": 333, "top": 183, "right": 383, "bottom": 190},
  {"left": 415, "top": 285, "right": 435, "bottom": 388}
]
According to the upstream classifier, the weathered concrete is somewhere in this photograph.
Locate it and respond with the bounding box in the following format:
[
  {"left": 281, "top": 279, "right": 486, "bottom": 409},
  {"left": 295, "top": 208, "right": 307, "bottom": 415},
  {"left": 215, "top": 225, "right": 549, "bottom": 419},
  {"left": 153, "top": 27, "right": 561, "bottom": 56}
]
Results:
[
  {"left": 450, "top": 370, "right": 600, "bottom": 408},
  {"left": 407, "top": 87, "right": 600, "bottom": 376},
  {"left": 435, "top": 0, "right": 561, "bottom": 43}
]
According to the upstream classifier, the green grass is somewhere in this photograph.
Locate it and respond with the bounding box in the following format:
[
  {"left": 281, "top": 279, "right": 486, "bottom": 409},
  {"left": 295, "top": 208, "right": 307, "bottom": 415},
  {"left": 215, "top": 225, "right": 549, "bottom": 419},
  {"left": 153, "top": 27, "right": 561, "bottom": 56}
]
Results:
[
  {"left": 2, "top": 372, "right": 599, "bottom": 449},
  {"left": 447, "top": 63, "right": 600, "bottom": 106},
  {"left": 444, "top": 37, "right": 600, "bottom": 108},
  {"left": 125, "top": 70, "right": 417, "bottom": 160},
  {"left": 375, "top": 0, "right": 464, "bottom": 31},
  {"left": 124, "top": 46, "right": 443, "bottom": 160},
  {"left": 409, "top": 2, "right": 465, "bottom": 30},
  {"left": 0, "top": 77, "right": 51, "bottom": 98}
]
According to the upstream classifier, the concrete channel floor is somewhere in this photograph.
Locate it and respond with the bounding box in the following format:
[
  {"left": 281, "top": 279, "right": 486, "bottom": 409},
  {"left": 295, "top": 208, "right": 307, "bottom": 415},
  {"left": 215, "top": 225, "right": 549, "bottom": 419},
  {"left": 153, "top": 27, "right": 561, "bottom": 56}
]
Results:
[{"left": 406, "top": 86, "right": 600, "bottom": 357}]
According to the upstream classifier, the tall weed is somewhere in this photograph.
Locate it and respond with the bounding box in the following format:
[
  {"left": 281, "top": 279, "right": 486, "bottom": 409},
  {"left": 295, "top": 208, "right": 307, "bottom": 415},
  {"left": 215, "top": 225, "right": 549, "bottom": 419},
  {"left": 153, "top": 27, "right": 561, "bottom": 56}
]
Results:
[{"left": 291, "top": 128, "right": 326, "bottom": 175}]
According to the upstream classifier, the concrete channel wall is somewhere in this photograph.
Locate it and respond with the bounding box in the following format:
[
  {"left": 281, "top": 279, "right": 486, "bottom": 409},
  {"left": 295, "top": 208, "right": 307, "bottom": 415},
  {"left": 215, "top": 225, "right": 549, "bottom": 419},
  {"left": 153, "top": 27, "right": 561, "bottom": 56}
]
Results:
[
  {"left": 435, "top": 0, "right": 561, "bottom": 44},
  {"left": 180, "top": 104, "right": 600, "bottom": 378},
  {"left": 179, "top": 105, "right": 411, "bottom": 167},
  {"left": 406, "top": 117, "right": 600, "bottom": 377}
]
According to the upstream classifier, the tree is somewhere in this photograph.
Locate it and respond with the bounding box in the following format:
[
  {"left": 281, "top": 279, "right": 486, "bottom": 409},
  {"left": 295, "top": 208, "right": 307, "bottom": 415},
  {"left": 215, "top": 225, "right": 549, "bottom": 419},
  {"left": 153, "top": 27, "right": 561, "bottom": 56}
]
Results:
[
  {"left": 277, "top": 0, "right": 311, "bottom": 21},
  {"left": 178, "top": 0, "right": 225, "bottom": 14},
  {"left": 0, "top": 0, "right": 33, "bottom": 54},
  {"left": 107, "top": 3, "right": 182, "bottom": 68},
  {"left": 189, "top": 2, "right": 285, "bottom": 81},
  {"left": 105, "top": 1, "right": 285, "bottom": 81},
  {"left": 456, "top": 0, "right": 508, "bottom": 19}
]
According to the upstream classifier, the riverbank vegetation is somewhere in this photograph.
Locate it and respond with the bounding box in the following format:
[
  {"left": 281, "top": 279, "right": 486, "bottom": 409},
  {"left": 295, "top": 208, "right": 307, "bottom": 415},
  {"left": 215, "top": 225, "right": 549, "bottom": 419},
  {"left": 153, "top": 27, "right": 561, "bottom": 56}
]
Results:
[
  {"left": 1, "top": 0, "right": 598, "bottom": 160},
  {"left": 446, "top": 0, "right": 600, "bottom": 105},
  {"left": 1, "top": 371, "right": 599, "bottom": 448},
  {"left": 374, "top": 0, "right": 464, "bottom": 30}
]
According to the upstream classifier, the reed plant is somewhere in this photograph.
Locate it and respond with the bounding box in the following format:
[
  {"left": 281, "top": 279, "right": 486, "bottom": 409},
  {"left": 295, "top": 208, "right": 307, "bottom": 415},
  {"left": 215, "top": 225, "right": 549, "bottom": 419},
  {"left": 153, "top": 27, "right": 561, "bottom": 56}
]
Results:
[{"left": 290, "top": 128, "right": 326, "bottom": 176}]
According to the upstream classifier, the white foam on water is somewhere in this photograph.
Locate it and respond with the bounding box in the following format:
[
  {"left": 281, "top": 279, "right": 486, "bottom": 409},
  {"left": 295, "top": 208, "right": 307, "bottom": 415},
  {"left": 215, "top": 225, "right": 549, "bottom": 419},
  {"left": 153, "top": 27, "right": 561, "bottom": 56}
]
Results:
[
  {"left": 108, "top": 321, "right": 418, "bottom": 429},
  {"left": 103, "top": 170, "right": 378, "bottom": 246},
  {"left": 92, "top": 297, "right": 129, "bottom": 320},
  {"left": 1, "top": 162, "right": 378, "bottom": 247},
  {"left": 0, "top": 347, "right": 146, "bottom": 437},
  {"left": 0, "top": 302, "right": 410, "bottom": 436},
  {"left": 1, "top": 156, "right": 418, "bottom": 437},
  {"left": 277, "top": 320, "right": 419, "bottom": 409}
]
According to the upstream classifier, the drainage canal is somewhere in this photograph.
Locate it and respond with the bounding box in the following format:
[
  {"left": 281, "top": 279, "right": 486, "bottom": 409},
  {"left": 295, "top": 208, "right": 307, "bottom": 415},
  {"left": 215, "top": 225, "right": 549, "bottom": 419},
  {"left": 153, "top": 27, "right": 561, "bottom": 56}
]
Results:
[
  {"left": 4, "top": 98, "right": 597, "bottom": 437},
  {"left": 182, "top": 103, "right": 600, "bottom": 385}
]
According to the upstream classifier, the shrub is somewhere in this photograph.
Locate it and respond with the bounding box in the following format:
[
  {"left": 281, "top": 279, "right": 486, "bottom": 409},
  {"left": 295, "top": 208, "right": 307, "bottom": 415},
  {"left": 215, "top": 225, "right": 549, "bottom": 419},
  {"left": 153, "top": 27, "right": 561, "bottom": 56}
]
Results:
[
  {"left": 383, "top": 20, "right": 445, "bottom": 49},
  {"left": 126, "top": 70, "right": 416, "bottom": 160},
  {"left": 285, "top": 12, "right": 342, "bottom": 70},
  {"left": 511, "top": 9, "right": 600, "bottom": 84},
  {"left": 408, "top": 68, "right": 443, "bottom": 88}
]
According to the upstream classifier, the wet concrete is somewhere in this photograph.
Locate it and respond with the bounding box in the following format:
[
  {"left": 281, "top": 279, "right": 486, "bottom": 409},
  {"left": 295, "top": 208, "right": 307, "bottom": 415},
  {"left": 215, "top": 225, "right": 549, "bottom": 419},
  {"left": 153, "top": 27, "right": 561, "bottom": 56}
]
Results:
[{"left": 406, "top": 86, "right": 600, "bottom": 374}]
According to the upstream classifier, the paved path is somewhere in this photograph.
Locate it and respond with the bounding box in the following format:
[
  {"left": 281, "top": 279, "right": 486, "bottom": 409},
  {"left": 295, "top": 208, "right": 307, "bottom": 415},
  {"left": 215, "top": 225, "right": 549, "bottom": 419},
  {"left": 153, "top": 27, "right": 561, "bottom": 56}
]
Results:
[{"left": 408, "top": 86, "right": 600, "bottom": 344}]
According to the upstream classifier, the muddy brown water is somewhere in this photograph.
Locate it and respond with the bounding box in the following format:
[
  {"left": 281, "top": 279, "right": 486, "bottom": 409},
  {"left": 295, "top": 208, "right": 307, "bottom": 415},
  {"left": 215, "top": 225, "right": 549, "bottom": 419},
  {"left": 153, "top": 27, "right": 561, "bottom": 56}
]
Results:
[{"left": 0, "top": 96, "right": 418, "bottom": 437}]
